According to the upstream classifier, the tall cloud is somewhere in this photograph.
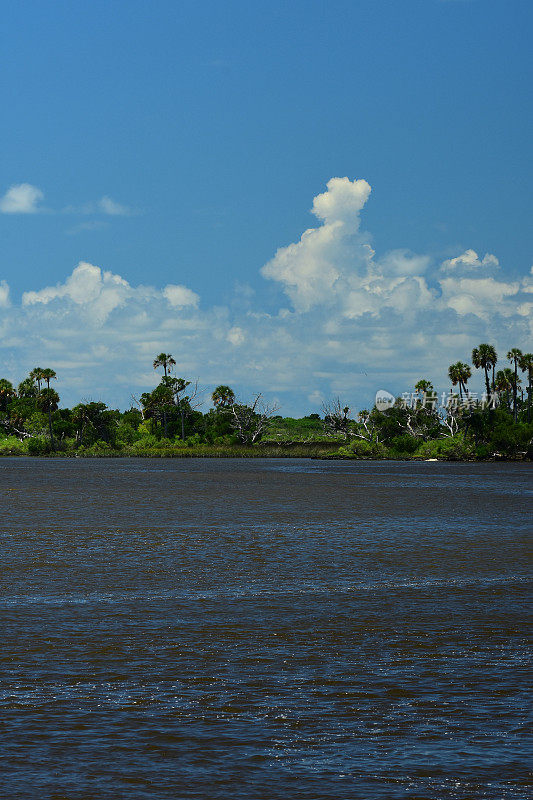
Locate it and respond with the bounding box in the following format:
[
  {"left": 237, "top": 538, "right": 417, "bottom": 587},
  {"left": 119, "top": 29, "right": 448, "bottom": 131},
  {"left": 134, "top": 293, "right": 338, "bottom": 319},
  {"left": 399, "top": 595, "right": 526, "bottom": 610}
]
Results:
[
  {"left": 261, "top": 177, "right": 373, "bottom": 311},
  {"left": 261, "top": 177, "right": 530, "bottom": 329}
]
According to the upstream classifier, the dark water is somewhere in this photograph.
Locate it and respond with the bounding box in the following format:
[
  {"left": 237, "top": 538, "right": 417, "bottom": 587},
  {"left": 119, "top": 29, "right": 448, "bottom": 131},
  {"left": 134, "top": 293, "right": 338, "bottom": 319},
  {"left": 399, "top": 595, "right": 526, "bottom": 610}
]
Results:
[{"left": 0, "top": 458, "right": 531, "bottom": 799}]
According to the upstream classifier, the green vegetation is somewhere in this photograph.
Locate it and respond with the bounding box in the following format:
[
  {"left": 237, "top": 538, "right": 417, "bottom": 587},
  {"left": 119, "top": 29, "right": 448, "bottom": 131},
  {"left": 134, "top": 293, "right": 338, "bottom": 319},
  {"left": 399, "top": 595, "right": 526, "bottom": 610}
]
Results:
[
  {"left": 334, "top": 343, "right": 532, "bottom": 461},
  {"left": 0, "top": 343, "right": 532, "bottom": 459}
]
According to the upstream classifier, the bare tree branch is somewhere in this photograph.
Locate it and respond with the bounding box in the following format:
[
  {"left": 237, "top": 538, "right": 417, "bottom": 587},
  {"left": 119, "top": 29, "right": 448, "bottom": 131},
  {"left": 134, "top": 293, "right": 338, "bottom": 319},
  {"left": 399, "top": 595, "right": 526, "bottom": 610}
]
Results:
[{"left": 230, "top": 393, "right": 280, "bottom": 444}]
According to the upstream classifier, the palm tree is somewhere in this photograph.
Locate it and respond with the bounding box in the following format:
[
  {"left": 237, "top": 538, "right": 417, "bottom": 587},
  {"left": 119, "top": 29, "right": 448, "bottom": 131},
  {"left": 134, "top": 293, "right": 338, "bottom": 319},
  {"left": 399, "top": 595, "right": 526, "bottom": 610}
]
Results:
[
  {"left": 472, "top": 344, "right": 497, "bottom": 398},
  {"left": 17, "top": 377, "right": 38, "bottom": 399},
  {"left": 40, "top": 368, "right": 57, "bottom": 446},
  {"left": 448, "top": 363, "right": 460, "bottom": 398},
  {"left": 153, "top": 353, "right": 176, "bottom": 437},
  {"left": 414, "top": 379, "right": 435, "bottom": 410},
  {"left": 507, "top": 348, "right": 523, "bottom": 422},
  {"left": 448, "top": 362, "right": 471, "bottom": 399},
  {"left": 30, "top": 367, "right": 45, "bottom": 393},
  {"left": 0, "top": 379, "right": 15, "bottom": 413},
  {"left": 153, "top": 353, "right": 176, "bottom": 378},
  {"left": 518, "top": 352, "right": 533, "bottom": 423},
  {"left": 495, "top": 368, "right": 517, "bottom": 413},
  {"left": 212, "top": 385, "right": 236, "bottom": 409}
]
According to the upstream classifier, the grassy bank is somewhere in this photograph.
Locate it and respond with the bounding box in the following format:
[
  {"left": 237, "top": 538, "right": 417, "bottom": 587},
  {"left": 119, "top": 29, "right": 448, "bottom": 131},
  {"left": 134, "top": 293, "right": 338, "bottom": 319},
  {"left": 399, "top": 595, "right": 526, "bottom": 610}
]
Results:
[
  {"left": 0, "top": 438, "right": 529, "bottom": 460},
  {"left": 0, "top": 438, "right": 341, "bottom": 459}
]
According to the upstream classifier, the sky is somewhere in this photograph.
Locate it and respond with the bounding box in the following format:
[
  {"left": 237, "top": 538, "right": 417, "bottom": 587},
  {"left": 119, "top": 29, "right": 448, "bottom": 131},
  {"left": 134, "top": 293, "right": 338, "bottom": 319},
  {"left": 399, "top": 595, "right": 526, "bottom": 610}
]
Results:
[{"left": 0, "top": 0, "right": 532, "bottom": 414}]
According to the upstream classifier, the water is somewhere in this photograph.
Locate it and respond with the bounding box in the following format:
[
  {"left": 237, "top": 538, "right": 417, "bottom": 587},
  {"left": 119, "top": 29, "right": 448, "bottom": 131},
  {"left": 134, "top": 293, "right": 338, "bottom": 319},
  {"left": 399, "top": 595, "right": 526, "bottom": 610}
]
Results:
[{"left": 0, "top": 458, "right": 531, "bottom": 799}]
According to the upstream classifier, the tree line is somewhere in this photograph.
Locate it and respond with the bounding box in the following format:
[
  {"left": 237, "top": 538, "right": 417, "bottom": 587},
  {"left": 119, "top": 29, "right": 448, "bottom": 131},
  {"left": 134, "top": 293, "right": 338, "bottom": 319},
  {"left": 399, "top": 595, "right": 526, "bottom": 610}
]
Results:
[
  {"left": 0, "top": 342, "right": 531, "bottom": 458},
  {"left": 0, "top": 352, "right": 279, "bottom": 454},
  {"left": 322, "top": 344, "right": 532, "bottom": 460}
]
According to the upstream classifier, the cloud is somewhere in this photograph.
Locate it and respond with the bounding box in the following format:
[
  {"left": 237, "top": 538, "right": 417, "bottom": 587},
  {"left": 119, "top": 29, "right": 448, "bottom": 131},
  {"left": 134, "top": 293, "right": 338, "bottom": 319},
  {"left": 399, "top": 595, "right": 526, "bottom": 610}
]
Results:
[
  {"left": 378, "top": 249, "right": 432, "bottom": 276},
  {"left": 1, "top": 184, "right": 135, "bottom": 220},
  {"left": 227, "top": 326, "right": 245, "bottom": 346},
  {"left": 0, "top": 183, "right": 44, "bottom": 214},
  {"left": 0, "top": 280, "right": 10, "bottom": 308},
  {"left": 439, "top": 276, "right": 520, "bottom": 320},
  {"left": 64, "top": 196, "right": 136, "bottom": 217},
  {"left": 65, "top": 220, "right": 110, "bottom": 236},
  {"left": 261, "top": 177, "right": 374, "bottom": 312},
  {"left": 441, "top": 249, "right": 499, "bottom": 275},
  {"left": 163, "top": 284, "right": 200, "bottom": 308},
  {"left": 22, "top": 262, "right": 136, "bottom": 323},
  {"left": 261, "top": 177, "right": 439, "bottom": 320},
  {"left": 1, "top": 178, "right": 531, "bottom": 414},
  {"left": 261, "top": 178, "right": 528, "bottom": 326},
  {"left": 311, "top": 176, "right": 371, "bottom": 225},
  {"left": 98, "top": 196, "right": 135, "bottom": 216}
]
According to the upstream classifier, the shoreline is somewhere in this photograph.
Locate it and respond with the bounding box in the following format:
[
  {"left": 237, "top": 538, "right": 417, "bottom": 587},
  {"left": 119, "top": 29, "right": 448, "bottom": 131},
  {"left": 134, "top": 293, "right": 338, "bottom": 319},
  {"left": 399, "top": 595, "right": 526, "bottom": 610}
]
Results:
[{"left": 0, "top": 450, "right": 529, "bottom": 462}]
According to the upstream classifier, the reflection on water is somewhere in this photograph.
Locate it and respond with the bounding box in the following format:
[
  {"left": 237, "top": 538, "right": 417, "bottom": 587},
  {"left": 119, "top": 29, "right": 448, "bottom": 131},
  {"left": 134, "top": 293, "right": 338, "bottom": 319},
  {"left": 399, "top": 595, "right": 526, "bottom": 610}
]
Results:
[{"left": 0, "top": 458, "right": 531, "bottom": 799}]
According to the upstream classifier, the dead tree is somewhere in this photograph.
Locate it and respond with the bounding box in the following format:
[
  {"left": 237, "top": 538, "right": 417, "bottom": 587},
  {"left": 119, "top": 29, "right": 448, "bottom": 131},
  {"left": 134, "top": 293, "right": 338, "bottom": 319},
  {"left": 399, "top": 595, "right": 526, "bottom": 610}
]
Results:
[{"left": 230, "top": 394, "right": 279, "bottom": 444}]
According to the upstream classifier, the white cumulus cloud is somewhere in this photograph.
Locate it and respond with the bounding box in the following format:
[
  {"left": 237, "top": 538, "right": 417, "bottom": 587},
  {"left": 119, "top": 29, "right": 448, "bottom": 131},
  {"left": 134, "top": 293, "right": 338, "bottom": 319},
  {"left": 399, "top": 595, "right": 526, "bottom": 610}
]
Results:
[
  {"left": 22, "top": 262, "right": 137, "bottom": 323},
  {"left": 441, "top": 249, "right": 499, "bottom": 275},
  {"left": 163, "top": 284, "right": 200, "bottom": 308},
  {"left": 0, "top": 183, "right": 44, "bottom": 214},
  {"left": 311, "top": 176, "right": 371, "bottom": 225},
  {"left": 261, "top": 177, "right": 374, "bottom": 312}
]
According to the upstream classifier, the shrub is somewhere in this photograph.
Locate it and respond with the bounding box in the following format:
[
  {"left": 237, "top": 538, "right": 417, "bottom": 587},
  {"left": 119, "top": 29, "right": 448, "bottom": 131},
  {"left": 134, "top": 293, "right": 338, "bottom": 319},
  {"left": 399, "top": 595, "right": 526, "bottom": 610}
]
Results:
[
  {"left": 0, "top": 436, "right": 27, "bottom": 455},
  {"left": 82, "top": 440, "right": 114, "bottom": 456},
  {"left": 128, "top": 434, "right": 159, "bottom": 452},
  {"left": 27, "top": 436, "right": 53, "bottom": 455},
  {"left": 115, "top": 422, "right": 139, "bottom": 445},
  {"left": 475, "top": 444, "right": 493, "bottom": 460},
  {"left": 338, "top": 439, "right": 389, "bottom": 459},
  {"left": 415, "top": 433, "right": 474, "bottom": 460},
  {"left": 388, "top": 434, "right": 419, "bottom": 454},
  {"left": 488, "top": 421, "right": 533, "bottom": 458}
]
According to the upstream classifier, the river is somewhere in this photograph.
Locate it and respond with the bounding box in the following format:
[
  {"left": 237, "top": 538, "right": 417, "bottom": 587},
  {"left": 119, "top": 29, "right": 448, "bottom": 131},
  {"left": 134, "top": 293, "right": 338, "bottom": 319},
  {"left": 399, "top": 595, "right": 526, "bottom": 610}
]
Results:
[{"left": 0, "top": 458, "right": 531, "bottom": 799}]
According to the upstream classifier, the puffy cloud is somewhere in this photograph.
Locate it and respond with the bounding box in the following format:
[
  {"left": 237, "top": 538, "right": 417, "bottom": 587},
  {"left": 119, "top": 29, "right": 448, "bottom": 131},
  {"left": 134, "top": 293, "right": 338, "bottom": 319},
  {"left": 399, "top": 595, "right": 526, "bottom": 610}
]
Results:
[
  {"left": 441, "top": 249, "right": 499, "bottom": 275},
  {"left": 311, "top": 176, "right": 371, "bottom": 225},
  {"left": 22, "top": 262, "right": 136, "bottom": 324},
  {"left": 23, "top": 262, "right": 127, "bottom": 305},
  {"left": 262, "top": 179, "right": 439, "bottom": 320},
  {"left": 439, "top": 276, "right": 520, "bottom": 319},
  {"left": 163, "top": 284, "right": 200, "bottom": 308},
  {"left": 261, "top": 177, "right": 527, "bottom": 326},
  {"left": 0, "top": 183, "right": 43, "bottom": 214},
  {"left": 1, "top": 178, "right": 531, "bottom": 414},
  {"left": 261, "top": 177, "right": 374, "bottom": 311}
]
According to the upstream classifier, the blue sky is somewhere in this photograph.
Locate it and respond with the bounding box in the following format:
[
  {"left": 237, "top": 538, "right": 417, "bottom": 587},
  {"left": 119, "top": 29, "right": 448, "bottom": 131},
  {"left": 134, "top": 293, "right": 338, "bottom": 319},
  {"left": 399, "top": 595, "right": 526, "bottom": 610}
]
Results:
[{"left": 1, "top": 0, "right": 532, "bottom": 413}]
